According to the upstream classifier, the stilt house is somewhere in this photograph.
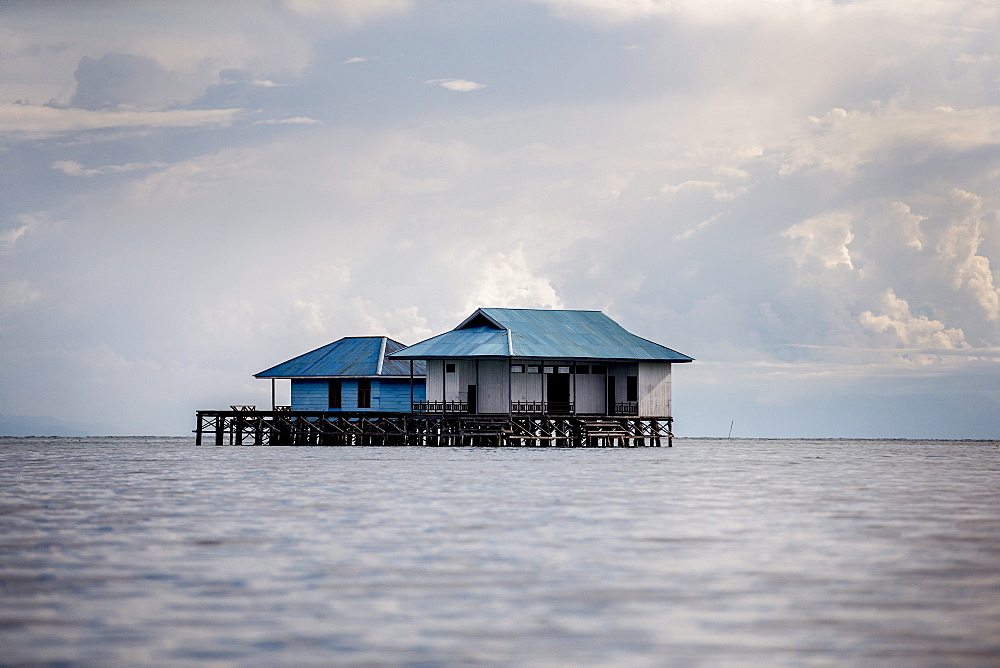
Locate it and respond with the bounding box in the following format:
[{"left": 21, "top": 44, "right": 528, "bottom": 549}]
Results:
[
  {"left": 389, "top": 308, "right": 692, "bottom": 416},
  {"left": 255, "top": 336, "right": 426, "bottom": 411}
]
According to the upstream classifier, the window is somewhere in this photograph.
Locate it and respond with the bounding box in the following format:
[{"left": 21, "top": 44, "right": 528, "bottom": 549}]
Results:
[
  {"left": 328, "top": 379, "right": 342, "bottom": 409},
  {"left": 511, "top": 364, "right": 524, "bottom": 373},
  {"left": 527, "top": 366, "right": 540, "bottom": 374},
  {"left": 543, "top": 366, "right": 554, "bottom": 374},
  {"left": 591, "top": 365, "right": 606, "bottom": 375},
  {"left": 576, "top": 365, "right": 589, "bottom": 375},
  {"left": 626, "top": 376, "right": 638, "bottom": 402},
  {"left": 445, "top": 363, "right": 456, "bottom": 373},
  {"left": 357, "top": 379, "right": 371, "bottom": 408},
  {"left": 557, "top": 366, "right": 570, "bottom": 374}
]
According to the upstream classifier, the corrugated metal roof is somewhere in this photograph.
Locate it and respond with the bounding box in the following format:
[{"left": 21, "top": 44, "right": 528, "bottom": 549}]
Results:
[
  {"left": 392, "top": 326, "right": 510, "bottom": 358},
  {"left": 390, "top": 309, "right": 694, "bottom": 362},
  {"left": 255, "top": 337, "right": 426, "bottom": 378}
]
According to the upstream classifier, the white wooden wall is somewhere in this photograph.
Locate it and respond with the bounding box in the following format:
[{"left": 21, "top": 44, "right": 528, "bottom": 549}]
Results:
[
  {"left": 442, "top": 360, "right": 476, "bottom": 402},
  {"left": 638, "top": 362, "right": 671, "bottom": 417},
  {"left": 425, "top": 359, "right": 443, "bottom": 402},
  {"left": 477, "top": 360, "right": 509, "bottom": 413},
  {"left": 510, "top": 369, "right": 543, "bottom": 402},
  {"left": 607, "top": 363, "right": 638, "bottom": 405},
  {"left": 574, "top": 373, "right": 606, "bottom": 413},
  {"left": 423, "top": 359, "right": 669, "bottom": 416}
]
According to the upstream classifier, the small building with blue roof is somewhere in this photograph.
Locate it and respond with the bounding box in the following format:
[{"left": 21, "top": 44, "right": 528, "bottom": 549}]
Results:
[
  {"left": 389, "top": 308, "right": 692, "bottom": 417},
  {"left": 255, "top": 336, "right": 426, "bottom": 412}
]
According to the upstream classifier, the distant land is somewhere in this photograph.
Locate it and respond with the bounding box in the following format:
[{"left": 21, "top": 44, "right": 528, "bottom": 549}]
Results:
[{"left": 0, "top": 414, "right": 117, "bottom": 437}]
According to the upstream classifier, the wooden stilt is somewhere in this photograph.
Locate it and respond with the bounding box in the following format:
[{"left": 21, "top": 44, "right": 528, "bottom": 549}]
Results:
[{"left": 194, "top": 410, "right": 676, "bottom": 448}]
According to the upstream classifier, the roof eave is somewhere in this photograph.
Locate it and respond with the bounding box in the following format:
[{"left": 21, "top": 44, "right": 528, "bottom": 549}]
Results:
[{"left": 254, "top": 374, "right": 427, "bottom": 379}]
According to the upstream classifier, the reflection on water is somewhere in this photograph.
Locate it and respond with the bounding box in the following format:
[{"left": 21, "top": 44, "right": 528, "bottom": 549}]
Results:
[{"left": 1, "top": 438, "right": 998, "bottom": 665}]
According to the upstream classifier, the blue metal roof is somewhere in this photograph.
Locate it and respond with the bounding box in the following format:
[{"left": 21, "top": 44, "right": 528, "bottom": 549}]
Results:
[
  {"left": 255, "top": 337, "right": 426, "bottom": 378},
  {"left": 390, "top": 309, "right": 693, "bottom": 362}
]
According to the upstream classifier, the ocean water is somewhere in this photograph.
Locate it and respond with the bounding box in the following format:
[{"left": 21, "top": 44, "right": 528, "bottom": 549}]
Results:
[{"left": 1, "top": 438, "right": 998, "bottom": 666}]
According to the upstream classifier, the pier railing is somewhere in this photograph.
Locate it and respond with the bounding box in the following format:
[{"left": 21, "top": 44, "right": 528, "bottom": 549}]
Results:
[{"left": 412, "top": 401, "right": 469, "bottom": 413}]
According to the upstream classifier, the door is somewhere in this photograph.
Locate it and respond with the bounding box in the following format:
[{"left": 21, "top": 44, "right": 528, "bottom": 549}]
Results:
[
  {"left": 467, "top": 385, "right": 477, "bottom": 414},
  {"left": 547, "top": 374, "right": 571, "bottom": 413},
  {"left": 607, "top": 376, "right": 616, "bottom": 415}
]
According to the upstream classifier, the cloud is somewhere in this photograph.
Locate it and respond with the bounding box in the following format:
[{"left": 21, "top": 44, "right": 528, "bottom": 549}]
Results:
[
  {"left": 51, "top": 160, "right": 169, "bottom": 177},
  {"left": 282, "top": 0, "right": 413, "bottom": 28},
  {"left": 0, "top": 103, "right": 241, "bottom": 138},
  {"left": 783, "top": 212, "right": 856, "bottom": 270},
  {"left": 0, "top": 5, "right": 313, "bottom": 109},
  {"left": 461, "top": 247, "right": 563, "bottom": 314},
  {"left": 0, "top": 214, "right": 49, "bottom": 248},
  {"left": 0, "top": 279, "right": 41, "bottom": 315},
  {"left": 859, "top": 289, "right": 967, "bottom": 351},
  {"left": 779, "top": 104, "right": 1000, "bottom": 177},
  {"left": 251, "top": 117, "right": 322, "bottom": 126},
  {"left": 70, "top": 53, "right": 196, "bottom": 111},
  {"left": 425, "top": 78, "right": 486, "bottom": 92},
  {"left": 674, "top": 214, "right": 722, "bottom": 241},
  {"left": 535, "top": 0, "right": 673, "bottom": 22},
  {"left": 932, "top": 189, "right": 1000, "bottom": 321},
  {"left": 659, "top": 179, "right": 746, "bottom": 201},
  {"left": 343, "top": 56, "right": 374, "bottom": 64},
  {"left": 349, "top": 299, "right": 434, "bottom": 343}
]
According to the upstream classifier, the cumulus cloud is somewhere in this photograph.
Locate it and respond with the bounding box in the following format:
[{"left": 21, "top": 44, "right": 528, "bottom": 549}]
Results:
[
  {"left": 859, "top": 289, "right": 967, "bottom": 351},
  {"left": 70, "top": 53, "right": 196, "bottom": 111},
  {"left": 932, "top": 189, "right": 1000, "bottom": 321},
  {"left": 461, "top": 248, "right": 563, "bottom": 314},
  {"left": 780, "top": 104, "right": 1000, "bottom": 177},
  {"left": 783, "top": 212, "right": 856, "bottom": 270},
  {"left": 349, "top": 299, "right": 434, "bottom": 343},
  {"left": 425, "top": 78, "right": 486, "bottom": 92}
]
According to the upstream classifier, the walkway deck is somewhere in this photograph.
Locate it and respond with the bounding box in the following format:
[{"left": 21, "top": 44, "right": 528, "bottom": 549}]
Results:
[{"left": 195, "top": 410, "right": 673, "bottom": 447}]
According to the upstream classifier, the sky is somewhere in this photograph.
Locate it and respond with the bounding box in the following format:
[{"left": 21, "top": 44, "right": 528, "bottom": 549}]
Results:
[{"left": 1, "top": 0, "right": 998, "bottom": 438}]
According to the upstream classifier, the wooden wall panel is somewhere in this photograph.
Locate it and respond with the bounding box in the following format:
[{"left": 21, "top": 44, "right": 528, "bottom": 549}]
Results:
[
  {"left": 476, "top": 360, "right": 509, "bottom": 413},
  {"left": 607, "top": 363, "right": 638, "bottom": 405},
  {"left": 426, "top": 360, "right": 444, "bottom": 403},
  {"left": 290, "top": 377, "right": 425, "bottom": 412},
  {"left": 291, "top": 379, "right": 327, "bottom": 410},
  {"left": 378, "top": 379, "right": 424, "bottom": 412},
  {"left": 638, "top": 362, "right": 671, "bottom": 417},
  {"left": 443, "top": 360, "right": 477, "bottom": 401},
  {"left": 575, "top": 373, "right": 606, "bottom": 414}
]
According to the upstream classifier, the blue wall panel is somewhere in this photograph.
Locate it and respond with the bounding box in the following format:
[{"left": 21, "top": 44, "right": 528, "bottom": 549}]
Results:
[
  {"left": 291, "top": 378, "right": 425, "bottom": 411},
  {"left": 291, "top": 379, "right": 328, "bottom": 410}
]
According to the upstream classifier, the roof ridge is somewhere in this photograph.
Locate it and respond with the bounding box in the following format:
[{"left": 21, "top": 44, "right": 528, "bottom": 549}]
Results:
[
  {"left": 482, "top": 307, "right": 602, "bottom": 312},
  {"left": 376, "top": 336, "right": 387, "bottom": 375}
]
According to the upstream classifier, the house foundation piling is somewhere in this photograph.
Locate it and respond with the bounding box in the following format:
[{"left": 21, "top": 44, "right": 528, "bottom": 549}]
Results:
[{"left": 195, "top": 410, "right": 673, "bottom": 447}]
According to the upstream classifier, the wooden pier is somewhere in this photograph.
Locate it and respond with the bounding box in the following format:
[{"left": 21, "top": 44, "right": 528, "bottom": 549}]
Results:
[{"left": 195, "top": 409, "right": 673, "bottom": 447}]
